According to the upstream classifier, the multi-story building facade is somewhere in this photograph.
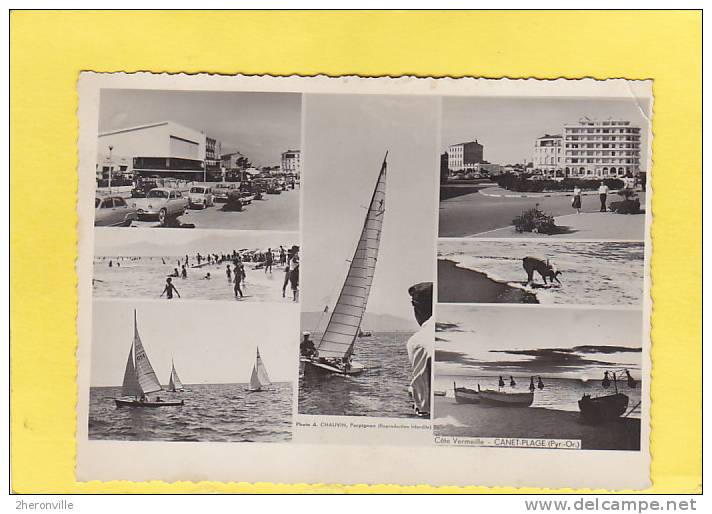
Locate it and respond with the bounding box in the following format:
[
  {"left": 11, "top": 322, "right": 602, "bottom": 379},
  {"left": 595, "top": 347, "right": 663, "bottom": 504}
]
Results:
[
  {"left": 221, "top": 152, "right": 250, "bottom": 171},
  {"left": 562, "top": 117, "right": 641, "bottom": 178},
  {"left": 97, "top": 121, "right": 206, "bottom": 181},
  {"left": 205, "top": 136, "right": 222, "bottom": 172},
  {"left": 281, "top": 150, "right": 301, "bottom": 175},
  {"left": 447, "top": 140, "right": 484, "bottom": 171},
  {"left": 532, "top": 134, "right": 563, "bottom": 178}
]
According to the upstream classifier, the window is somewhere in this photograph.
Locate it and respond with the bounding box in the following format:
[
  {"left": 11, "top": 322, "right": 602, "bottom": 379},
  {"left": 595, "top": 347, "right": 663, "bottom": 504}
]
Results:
[
  {"left": 95, "top": 198, "right": 101, "bottom": 208},
  {"left": 101, "top": 198, "right": 114, "bottom": 208},
  {"left": 113, "top": 197, "right": 127, "bottom": 207},
  {"left": 147, "top": 190, "right": 169, "bottom": 199}
]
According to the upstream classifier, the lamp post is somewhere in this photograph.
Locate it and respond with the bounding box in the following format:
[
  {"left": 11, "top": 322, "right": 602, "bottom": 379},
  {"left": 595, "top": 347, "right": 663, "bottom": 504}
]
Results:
[{"left": 108, "top": 145, "right": 113, "bottom": 193}]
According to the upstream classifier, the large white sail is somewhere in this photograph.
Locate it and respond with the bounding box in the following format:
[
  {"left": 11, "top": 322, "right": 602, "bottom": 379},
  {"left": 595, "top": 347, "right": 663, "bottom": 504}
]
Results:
[
  {"left": 121, "top": 346, "right": 141, "bottom": 397},
  {"left": 316, "top": 155, "right": 387, "bottom": 360},
  {"left": 249, "top": 347, "right": 271, "bottom": 390},
  {"left": 132, "top": 312, "right": 162, "bottom": 394}
]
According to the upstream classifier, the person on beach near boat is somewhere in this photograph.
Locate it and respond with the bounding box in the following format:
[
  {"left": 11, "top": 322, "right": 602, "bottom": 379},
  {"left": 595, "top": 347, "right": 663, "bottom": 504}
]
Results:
[
  {"left": 264, "top": 248, "right": 273, "bottom": 274},
  {"left": 300, "top": 331, "right": 317, "bottom": 358},
  {"left": 181, "top": 265, "right": 187, "bottom": 279},
  {"left": 499, "top": 376, "right": 505, "bottom": 389},
  {"left": 529, "top": 377, "right": 536, "bottom": 392},
  {"left": 406, "top": 281, "right": 434, "bottom": 418},
  {"left": 160, "top": 277, "right": 181, "bottom": 300},
  {"left": 289, "top": 246, "right": 300, "bottom": 301},
  {"left": 510, "top": 376, "right": 516, "bottom": 387},
  {"left": 522, "top": 256, "right": 562, "bottom": 287},
  {"left": 625, "top": 369, "right": 637, "bottom": 388},
  {"left": 598, "top": 183, "right": 609, "bottom": 212},
  {"left": 226, "top": 264, "right": 232, "bottom": 282},
  {"left": 602, "top": 371, "right": 611, "bottom": 388},
  {"left": 572, "top": 186, "right": 582, "bottom": 214},
  {"left": 537, "top": 376, "right": 545, "bottom": 389}
]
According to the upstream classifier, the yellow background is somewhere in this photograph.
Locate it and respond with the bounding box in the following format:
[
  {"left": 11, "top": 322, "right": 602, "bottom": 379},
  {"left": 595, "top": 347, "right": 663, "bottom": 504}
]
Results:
[{"left": 10, "top": 10, "right": 701, "bottom": 493}]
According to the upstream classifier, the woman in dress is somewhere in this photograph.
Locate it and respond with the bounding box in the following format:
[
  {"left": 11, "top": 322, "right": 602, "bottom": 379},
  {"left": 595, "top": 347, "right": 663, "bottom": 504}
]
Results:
[{"left": 572, "top": 186, "right": 582, "bottom": 214}]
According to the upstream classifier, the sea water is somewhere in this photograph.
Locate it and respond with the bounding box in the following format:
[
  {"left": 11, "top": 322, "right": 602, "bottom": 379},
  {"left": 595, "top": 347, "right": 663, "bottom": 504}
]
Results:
[
  {"left": 298, "top": 332, "right": 418, "bottom": 419},
  {"left": 435, "top": 374, "right": 642, "bottom": 418},
  {"left": 93, "top": 257, "right": 294, "bottom": 303},
  {"left": 438, "top": 240, "right": 644, "bottom": 305},
  {"left": 88, "top": 382, "right": 292, "bottom": 442}
]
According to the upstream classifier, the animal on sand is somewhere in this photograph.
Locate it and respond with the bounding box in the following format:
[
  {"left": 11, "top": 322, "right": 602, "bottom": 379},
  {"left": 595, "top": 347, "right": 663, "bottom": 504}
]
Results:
[{"left": 522, "top": 256, "right": 562, "bottom": 287}]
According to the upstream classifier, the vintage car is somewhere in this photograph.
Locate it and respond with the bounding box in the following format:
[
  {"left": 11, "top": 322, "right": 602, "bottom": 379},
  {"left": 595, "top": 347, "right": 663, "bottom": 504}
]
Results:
[
  {"left": 94, "top": 196, "right": 138, "bottom": 227},
  {"left": 212, "top": 182, "right": 241, "bottom": 202},
  {"left": 130, "top": 179, "right": 158, "bottom": 198},
  {"left": 133, "top": 188, "right": 188, "bottom": 226},
  {"left": 265, "top": 178, "right": 282, "bottom": 194},
  {"left": 188, "top": 185, "right": 214, "bottom": 209}
]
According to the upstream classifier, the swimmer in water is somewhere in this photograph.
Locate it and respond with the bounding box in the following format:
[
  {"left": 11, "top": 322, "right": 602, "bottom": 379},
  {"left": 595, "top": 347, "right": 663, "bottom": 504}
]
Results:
[{"left": 160, "top": 277, "right": 181, "bottom": 300}]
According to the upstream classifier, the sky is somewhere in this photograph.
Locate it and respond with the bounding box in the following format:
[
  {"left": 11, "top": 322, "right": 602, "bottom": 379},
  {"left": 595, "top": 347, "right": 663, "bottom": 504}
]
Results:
[
  {"left": 435, "top": 305, "right": 642, "bottom": 380},
  {"left": 94, "top": 228, "right": 298, "bottom": 257},
  {"left": 98, "top": 89, "right": 301, "bottom": 167},
  {"left": 90, "top": 300, "right": 298, "bottom": 386},
  {"left": 442, "top": 96, "right": 651, "bottom": 167},
  {"left": 301, "top": 94, "right": 439, "bottom": 328}
]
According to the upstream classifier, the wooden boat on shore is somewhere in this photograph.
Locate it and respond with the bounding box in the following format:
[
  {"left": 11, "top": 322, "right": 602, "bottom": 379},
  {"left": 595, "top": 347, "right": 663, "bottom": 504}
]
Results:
[
  {"left": 114, "top": 310, "right": 184, "bottom": 409},
  {"left": 578, "top": 370, "right": 635, "bottom": 424},
  {"left": 478, "top": 388, "right": 534, "bottom": 407},
  {"left": 453, "top": 382, "right": 480, "bottom": 404},
  {"left": 302, "top": 153, "right": 388, "bottom": 377}
]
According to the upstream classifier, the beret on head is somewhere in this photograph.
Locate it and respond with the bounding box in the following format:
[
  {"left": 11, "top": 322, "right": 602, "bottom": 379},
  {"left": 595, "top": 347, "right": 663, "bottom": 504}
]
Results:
[{"left": 408, "top": 282, "right": 433, "bottom": 304}]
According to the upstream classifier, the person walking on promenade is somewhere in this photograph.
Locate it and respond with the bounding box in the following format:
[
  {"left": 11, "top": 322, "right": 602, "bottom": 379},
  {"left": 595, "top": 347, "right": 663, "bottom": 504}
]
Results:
[
  {"left": 160, "top": 277, "right": 181, "bottom": 300},
  {"left": 572, "top": 186, "right": 582, "bottom": 214},
  {"left": 598, "top": 182, "right": 609, "bottom": 212}
]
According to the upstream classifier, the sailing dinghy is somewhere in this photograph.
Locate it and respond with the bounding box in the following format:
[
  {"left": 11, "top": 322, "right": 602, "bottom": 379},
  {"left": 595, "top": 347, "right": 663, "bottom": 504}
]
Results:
[
  {"left": 301, "top": 153, "right": 387, "bottom": 376},
  {"left": 167, "top": 359, "right": 185, "bottom": 393},
  {"left": 247, "top": 347, "right": 271, "bottom": 392},
  {"left": 114, "top": 311, "right": 184, "bottom": 408}
]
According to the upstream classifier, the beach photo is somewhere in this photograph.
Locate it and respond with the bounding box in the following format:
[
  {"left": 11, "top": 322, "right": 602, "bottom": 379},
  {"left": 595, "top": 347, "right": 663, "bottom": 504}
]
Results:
[
  {"left": 87, "top": 300, "right": 296, "bottom": 443},
  {"left": 93, "top": 229, "right": 300, "bottom": 303},
  {"left": 297, "top": 94, "right": 439, "bottom": 419},
  {"left": 93, "top": 89, "right": 301, "bottom": 231},
  {"left": 434, "top": 305, "right": 644, "bottom": 451},
  {"left": 439, "top": 95, "right": 651, "bottom": 239},
  {"left": 438, "top": 239, "right": 644, "bottom": 305}
]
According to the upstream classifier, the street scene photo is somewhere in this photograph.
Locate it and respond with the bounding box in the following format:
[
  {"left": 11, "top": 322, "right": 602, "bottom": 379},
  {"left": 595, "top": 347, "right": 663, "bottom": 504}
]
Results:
[
  {"left": 438, "top": 239, "right": 644, "bottom": 305},
  {"left": 93, "top": 229, "right": 300, "bottom": 303},
  {"left": 93, "top": 89, "right": 301, "bottom": 231},
  {"left": 297, "top": 94, "right": 438, "bottom": 419},
  {"left": 434, "top": 305, "right": 643, "bottom": 451},
  {"left": 439, "top": 96, "right": 650, "bottom": 239},
  {"left": 88, "top": 300, "right": 296, "bottom": 443}
]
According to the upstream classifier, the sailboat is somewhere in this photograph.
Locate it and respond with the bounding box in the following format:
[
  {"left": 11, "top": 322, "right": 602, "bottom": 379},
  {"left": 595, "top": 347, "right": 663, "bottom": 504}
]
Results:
[
  {"left": 167, "top": 359, "right": 185, "bottom": 393},
  {"left": 247, "top": 347, "right": 271, "bottom": 392},
  {"left": 114, "top": 310, "right": 184, "bottom": 408},
  {"left": 301, "top": 153, "right": 387, "bottom": 376}
]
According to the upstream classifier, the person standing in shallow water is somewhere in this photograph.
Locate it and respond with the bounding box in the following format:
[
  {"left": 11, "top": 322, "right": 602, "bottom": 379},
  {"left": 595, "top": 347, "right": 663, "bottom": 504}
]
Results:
[
  {"left": 264, "top": 248, "right": 273, "bottom": 274},
  {"left": 226, "top": 264, "right": 232, "bottom": 283},
  {"left": 406, "top": 281, "right": 434, "bottom": 418},
  {"left": 160, "top": 277, "right": 181, "bottom": 300}
]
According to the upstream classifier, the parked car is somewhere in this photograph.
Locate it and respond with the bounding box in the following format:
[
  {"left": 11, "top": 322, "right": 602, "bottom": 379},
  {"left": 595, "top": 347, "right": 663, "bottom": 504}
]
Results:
[
  {"left": 94, "top": 196, "right": 138, "bottom": 227},
  {"left": 133, "top": 188, "right": 188, "bottom": 226},
  {"left": 265, "top": 178, "right": 282, "bottom": 194},
  {"left": 188, "top": 185, "right": 214, "bottom": 209},
  {"left": 130, "top": 179, "right": 158, "bottom": 198},
  {"left": 212, "top": 182, "right": 241, "bottom": 202}
]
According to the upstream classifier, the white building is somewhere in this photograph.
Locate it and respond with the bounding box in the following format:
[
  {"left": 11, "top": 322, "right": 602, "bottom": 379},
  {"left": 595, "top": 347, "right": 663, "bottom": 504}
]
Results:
[
  {"left": 562, "top": 117, "right": 641, "bottom": 178},
  {"left": 281, "top": 150, "right": 301, "bottom": 175},
  {"left": 532, "top": 134, "right": 563, "bottom": 178},
  {"left": 97, "top": 121, "right": 206, "bottom": 180}
]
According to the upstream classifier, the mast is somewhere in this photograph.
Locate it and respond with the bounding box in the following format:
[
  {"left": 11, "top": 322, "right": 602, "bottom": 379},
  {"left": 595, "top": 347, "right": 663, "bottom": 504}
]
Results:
[{"left": 316, "top": 153, "right": 387, "bottom": 361}]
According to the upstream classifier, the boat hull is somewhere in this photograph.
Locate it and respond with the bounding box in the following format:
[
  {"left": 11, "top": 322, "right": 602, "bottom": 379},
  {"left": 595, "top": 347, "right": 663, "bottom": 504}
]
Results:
[
  {"left": 578, "top": 393, "right": 629, "bottom": 424},
  {"left": 115, "top": 399, "right": 184, "bottom": 408},
  {"left": 301, "top": 357, "right": 366, "bottom": 376},
  {"left": 454, "top": 387, "right": 480, "bottom": 404},
  {"left": 478, "top": 389, "right": 534, "bottom": 407}
]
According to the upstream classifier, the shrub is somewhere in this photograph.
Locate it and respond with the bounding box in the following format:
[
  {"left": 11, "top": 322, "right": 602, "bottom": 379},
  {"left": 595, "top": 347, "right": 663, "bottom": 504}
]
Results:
[
  {"left": 609, "top": 188, "right": 642, "bottom": 214},
  {"left": 496, "top": 173, "right": 626, "bottom": 193},
  {"left": 512, "top": 205, "right": 558, "bottom": 234}
]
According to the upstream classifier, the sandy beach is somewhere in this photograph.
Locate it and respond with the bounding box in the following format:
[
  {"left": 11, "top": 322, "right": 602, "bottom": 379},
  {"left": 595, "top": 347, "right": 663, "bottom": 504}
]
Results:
[
  {"left": 434, "top": 396, "right": 640, "bottom": 451},
  {"left": 437, "top": 259, "right": 538, "bottom": 303}
]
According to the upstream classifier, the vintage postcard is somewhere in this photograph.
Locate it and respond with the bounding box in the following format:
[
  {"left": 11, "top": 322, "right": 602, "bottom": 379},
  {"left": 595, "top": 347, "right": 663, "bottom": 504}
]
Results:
[{"left": 76, "top": 73, "right": 652, "bottom": 489}]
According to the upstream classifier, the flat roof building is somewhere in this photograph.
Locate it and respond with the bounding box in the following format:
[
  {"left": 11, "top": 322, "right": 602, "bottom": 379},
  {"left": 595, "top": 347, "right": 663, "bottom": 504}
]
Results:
[
  {"left": 281, "top": 150, "right": 301, "bottom": 175},
  {"left": 447, "top": 140, "right": 484, "bottom": 171}
]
